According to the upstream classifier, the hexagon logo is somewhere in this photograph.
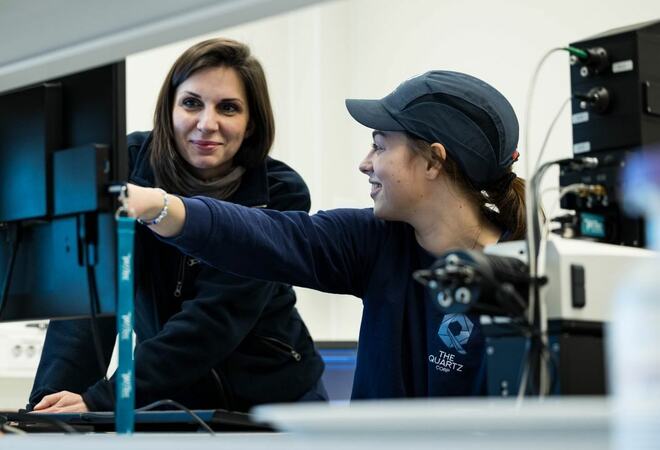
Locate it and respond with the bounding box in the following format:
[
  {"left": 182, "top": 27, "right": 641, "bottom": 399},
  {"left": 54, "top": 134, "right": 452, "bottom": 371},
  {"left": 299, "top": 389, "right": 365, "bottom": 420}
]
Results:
[{"left": 437, "top": 313, "right": 474, "bottom": 355}]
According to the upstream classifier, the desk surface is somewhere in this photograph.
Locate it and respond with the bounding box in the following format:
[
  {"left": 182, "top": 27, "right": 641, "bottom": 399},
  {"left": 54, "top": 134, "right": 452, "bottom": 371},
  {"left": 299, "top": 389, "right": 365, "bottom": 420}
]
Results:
[{"left": 1, "top": 398, "right": 617, "bottom": 450}]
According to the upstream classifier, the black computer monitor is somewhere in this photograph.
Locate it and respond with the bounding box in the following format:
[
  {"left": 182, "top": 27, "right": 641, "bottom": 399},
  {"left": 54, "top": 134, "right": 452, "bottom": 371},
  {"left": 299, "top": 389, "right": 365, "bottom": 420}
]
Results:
[{"left": 0, "top": 62, "right": 127, "bottom": 321}]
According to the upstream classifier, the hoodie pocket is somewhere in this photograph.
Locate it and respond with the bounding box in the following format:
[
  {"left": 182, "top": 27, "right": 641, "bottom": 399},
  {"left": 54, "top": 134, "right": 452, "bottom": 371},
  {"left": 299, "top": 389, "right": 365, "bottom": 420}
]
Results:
[{"left": 257, "top": 336, "right": 302, "bottom": 362}]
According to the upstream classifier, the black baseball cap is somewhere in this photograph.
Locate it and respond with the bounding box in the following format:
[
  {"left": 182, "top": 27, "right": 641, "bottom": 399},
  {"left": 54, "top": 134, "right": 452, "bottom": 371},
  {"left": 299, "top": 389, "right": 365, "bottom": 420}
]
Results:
[{"left": 345, "top": 70, "right": 519, "bottom": 188}]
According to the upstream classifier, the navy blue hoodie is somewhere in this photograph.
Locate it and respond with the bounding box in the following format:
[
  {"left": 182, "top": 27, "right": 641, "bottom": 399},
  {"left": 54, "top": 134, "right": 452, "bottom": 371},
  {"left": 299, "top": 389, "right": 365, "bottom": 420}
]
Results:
[
  {"left": 29, "top": 132, "right": 324, "bottom": 412},
  {"left": 165, "top": 198, "right": 487, "bottom": 399}
]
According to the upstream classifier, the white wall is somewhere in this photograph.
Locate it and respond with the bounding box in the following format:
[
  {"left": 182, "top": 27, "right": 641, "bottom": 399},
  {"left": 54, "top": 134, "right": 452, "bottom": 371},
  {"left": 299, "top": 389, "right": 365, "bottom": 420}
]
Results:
[{"left": 124, "top": 0, "right": 660, "bottom": 341}]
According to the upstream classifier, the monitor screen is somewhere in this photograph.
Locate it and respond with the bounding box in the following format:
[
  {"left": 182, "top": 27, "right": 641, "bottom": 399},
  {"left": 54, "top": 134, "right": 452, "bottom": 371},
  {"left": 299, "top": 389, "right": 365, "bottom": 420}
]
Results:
[
  {"left": 316, "top": 341, "right": 358, "bottom": 402},
  {"left": 0, "top": 84, "right": 61, "bottom": 222},
  {"left": 0, "top": 62, "right": 126, "bottom": 322}
]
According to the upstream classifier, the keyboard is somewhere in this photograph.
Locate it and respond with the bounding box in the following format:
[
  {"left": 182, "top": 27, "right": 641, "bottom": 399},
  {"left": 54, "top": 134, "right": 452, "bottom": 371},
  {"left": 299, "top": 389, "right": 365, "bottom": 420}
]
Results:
[{"left": 1, "top": 409, "right": 275, "bottom": 433}]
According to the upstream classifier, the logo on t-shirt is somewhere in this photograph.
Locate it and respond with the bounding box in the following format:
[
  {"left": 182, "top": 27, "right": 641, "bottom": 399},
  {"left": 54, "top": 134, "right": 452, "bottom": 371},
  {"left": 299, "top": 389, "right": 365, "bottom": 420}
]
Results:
[{"left": 437, "top": 313, "right": 474, "bottom": 355}]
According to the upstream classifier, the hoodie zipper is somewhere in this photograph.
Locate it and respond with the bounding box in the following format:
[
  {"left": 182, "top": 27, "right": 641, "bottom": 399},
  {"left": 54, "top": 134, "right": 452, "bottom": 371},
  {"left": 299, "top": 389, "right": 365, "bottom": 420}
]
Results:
[
  {"left": 258, "top": 336, "right": 302, "bottom": 362},
  {"left": 173, "top": 256, "right": 186, "bottom": 297},
  {"left": 174, "top": 257, "right": 200, "bottom": 297}
]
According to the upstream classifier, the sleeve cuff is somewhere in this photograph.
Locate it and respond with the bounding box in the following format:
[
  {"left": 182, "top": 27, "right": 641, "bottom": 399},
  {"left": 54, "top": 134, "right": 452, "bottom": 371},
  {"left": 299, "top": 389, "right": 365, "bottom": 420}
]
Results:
[
  {"left": 82, "top": 379, "right": 115, "bottom": 412},
  {"left": 161, "top": 196, "right": 214, "bottom": 254}
]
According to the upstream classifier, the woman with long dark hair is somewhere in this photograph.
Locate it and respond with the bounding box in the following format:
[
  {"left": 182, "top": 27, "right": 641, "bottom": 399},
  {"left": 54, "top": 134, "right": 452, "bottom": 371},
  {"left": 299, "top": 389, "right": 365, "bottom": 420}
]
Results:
[{"left": 30, "top": 38, "right": 326, "bottom": 413}]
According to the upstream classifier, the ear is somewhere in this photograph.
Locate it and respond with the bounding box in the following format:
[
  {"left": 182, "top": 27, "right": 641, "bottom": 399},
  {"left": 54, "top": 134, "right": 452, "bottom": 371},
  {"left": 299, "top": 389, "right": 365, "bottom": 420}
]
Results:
[{"left": 424, "top": 143, "right": 447, "bottom": 180}]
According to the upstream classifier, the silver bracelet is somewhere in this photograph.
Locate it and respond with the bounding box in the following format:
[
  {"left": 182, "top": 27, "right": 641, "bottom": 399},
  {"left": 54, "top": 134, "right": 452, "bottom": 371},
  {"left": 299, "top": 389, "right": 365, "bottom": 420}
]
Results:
[{"left": 137, "top": 188, "right": 169, "bottom": 225}]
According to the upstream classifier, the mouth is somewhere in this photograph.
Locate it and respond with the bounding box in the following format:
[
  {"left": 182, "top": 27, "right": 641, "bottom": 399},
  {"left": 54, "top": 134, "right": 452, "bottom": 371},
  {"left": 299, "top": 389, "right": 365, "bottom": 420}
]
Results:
[
  {"left": 190, "top": 139, "right": 223, "bottom": 152},
  {"left": 369, "top": 180, "right": 382, "bottom": 198}
]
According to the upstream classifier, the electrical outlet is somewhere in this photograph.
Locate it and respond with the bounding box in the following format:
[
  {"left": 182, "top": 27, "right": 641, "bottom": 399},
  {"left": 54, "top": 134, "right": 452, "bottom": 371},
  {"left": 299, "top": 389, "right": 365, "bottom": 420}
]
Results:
[{"left": 0, "top": 321, "right": 47, "bottom": 378}]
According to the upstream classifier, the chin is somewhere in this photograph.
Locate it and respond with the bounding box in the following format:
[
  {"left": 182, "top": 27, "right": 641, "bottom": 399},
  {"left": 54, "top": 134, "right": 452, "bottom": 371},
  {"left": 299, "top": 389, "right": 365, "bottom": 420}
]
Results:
[
  {"left": 192, "top": 162, "right": 220, "bottom": 171},
  {"left": 191, "top": 157, "right": 226, "bottom": 170},
  {"left": 190, "top": 155, "right": 220, "bottom": 167},
  {"left": 372, "top": 205, "right": 395, "bottom": 221}
]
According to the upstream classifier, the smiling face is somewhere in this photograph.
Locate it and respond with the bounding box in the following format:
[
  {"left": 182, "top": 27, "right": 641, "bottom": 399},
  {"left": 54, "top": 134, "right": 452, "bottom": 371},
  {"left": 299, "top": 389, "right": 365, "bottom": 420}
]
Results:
[
  {"left": 358, "top": 131, "right": 431, "bottom": 221},
  {"left": 172, "top": 66, "right": 250, "bottom": 179}
]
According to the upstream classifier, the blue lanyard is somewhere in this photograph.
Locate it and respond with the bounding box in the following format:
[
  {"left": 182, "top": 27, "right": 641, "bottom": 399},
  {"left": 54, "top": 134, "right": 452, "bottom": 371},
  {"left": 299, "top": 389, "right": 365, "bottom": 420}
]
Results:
[{"left": 115, "top": 215, "right": 136, "bottom": 434}]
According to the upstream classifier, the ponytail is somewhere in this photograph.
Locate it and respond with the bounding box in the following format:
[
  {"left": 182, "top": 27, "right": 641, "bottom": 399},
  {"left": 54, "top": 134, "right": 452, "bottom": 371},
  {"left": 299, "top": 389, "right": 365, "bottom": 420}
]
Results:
[{"left": 483, "top": 174, "right": 526, "bottom": 241}]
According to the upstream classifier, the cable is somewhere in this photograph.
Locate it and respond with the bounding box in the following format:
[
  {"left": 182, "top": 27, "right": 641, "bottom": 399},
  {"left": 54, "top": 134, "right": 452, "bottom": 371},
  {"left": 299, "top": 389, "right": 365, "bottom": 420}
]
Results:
[
  {"left": 527, "top": 159, "right": 599, "bottom": 398},
  {"left": 516, "top": 336, "right": 532, "bottom": 404},
  {"left": 86, "top": 263, "right": 110, "bottom": 382},
  {"left": 524, "top": 47, "right": 565, "bottom": 186},
  {"left": 522, "top": 44, "right": 601, "bottom": 399},
  {"left": 522, "top": 343, "right": 560, "bottom": 398},
  {"left": 528, "top": 160, "right": 589, "bottom": 392},
  {"left": 565, "top": 46, "right": 589, "bottom": 60},
  {"left": 523, "top": 48, "right": 582, "bottom": 399},
  {"left": 543, "top": 342, "right": 561, "bottom": 394},
  {"left": 0, "top": 411, "right": 79, "bottom": 434},
  {"left": 515, "top": 329, "right": 560, "bottom": 401},
  {"left": 527, "top": 158, "right": 573, "bottom": 396},
  {"left": 136, "top": 399, "right": 215, "bottom": 434},
  {"left": 71, "top": 400, "right": 216, "bottom": 434},
  {"left": 79, "top": 214, "right": 112, "bottom": 396},
  {"left": 1, "top": 423, "right": 27, "bottom": 435},
  {"left": 523, "top": 45, "right": 587, "bottom": 305},
  {"left": 533, "top": 97, "right": 573, "bottom": 173}
]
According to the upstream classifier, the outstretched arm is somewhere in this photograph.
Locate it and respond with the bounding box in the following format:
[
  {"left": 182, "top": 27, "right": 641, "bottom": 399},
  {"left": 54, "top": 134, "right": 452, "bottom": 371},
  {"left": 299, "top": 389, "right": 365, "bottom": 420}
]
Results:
[{"left": 123, "top": 184, "right": 382, "bottom": 297}]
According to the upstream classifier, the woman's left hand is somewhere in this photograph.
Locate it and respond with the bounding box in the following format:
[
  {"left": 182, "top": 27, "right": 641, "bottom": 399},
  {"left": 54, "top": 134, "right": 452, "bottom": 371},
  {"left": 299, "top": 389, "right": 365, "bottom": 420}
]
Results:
[{"left": 32, "top": 391, "right": 89, "bottom": 413}]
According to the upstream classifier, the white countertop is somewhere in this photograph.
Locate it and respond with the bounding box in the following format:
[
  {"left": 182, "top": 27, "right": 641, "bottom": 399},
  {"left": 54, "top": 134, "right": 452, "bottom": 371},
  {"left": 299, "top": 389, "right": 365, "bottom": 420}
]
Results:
[{"left": 1, "top": 397, "right": 618, "bottom": 450}]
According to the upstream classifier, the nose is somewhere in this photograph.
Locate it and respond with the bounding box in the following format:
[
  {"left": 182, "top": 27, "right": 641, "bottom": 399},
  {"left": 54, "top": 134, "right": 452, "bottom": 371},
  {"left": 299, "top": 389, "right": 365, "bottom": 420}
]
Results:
[
  {"left": 359, "top": 150, "right": 373, "bottom": 175},
  {"left": 197, "top": 106, "right": 220, "bottom": 133}
]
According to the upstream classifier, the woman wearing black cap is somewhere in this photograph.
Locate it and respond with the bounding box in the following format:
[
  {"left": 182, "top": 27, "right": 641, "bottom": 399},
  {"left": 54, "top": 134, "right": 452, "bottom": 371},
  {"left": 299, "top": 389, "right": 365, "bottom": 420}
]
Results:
[{"left": 123, "top": 70, "right": 526, "bottom": 399}]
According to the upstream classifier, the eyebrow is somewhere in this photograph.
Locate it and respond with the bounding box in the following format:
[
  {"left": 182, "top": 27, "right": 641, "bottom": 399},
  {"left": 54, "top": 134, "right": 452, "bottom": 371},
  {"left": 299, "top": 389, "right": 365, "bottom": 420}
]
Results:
[
  {"left": 181, "top": 91, "right": 244, "bottom": 104},
  {"left": 372, "top": 130, "right": 387, "bottom": 140}
]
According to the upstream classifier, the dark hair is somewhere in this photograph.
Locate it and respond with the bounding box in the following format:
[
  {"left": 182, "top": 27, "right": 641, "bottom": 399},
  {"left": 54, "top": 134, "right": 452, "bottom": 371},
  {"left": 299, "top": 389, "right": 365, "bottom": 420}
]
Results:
[
  {"left": 407, "top": 135, "right": 526, "bottom": 241},
  {"left": 150, "top": 38, "right": 275, "bottom": 195}
]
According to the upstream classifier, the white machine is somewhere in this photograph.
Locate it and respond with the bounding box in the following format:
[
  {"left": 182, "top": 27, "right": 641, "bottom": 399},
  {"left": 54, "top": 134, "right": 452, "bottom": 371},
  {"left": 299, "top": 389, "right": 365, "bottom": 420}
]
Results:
[
  {"left": 485, "top": 236, "right": 656, "bottom": 323},
  {"left": 479, "top": 235, "right": 655, "bottom": 396}
]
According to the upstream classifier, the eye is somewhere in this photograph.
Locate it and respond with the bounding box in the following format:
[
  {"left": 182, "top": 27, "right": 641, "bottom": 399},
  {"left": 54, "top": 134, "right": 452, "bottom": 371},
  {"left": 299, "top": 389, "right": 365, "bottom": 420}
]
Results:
[
  {"left": 181, "top": 97, "right": 202, "bottom": 109},
  {"left": 371, "top": 142, "right": 385, "bottom": 153},
  {"left": 219, "top": 102, "right": 241, "bottom": 114}
]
